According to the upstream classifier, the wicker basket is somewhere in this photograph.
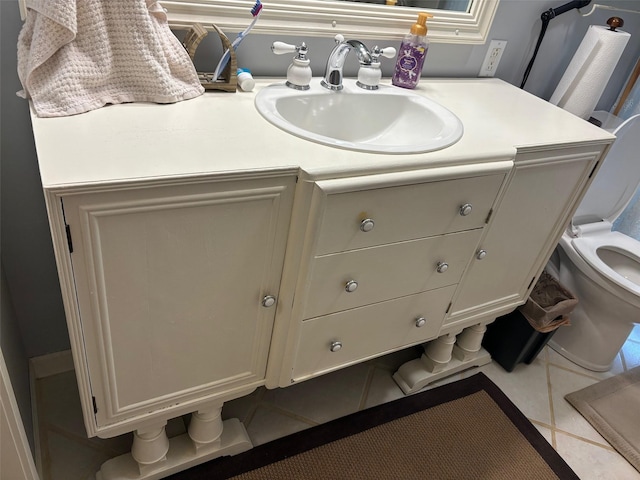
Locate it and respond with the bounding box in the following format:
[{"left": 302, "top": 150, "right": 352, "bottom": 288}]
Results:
[{"left": 518, "top": 272, "right": 578, "bottom": 333}]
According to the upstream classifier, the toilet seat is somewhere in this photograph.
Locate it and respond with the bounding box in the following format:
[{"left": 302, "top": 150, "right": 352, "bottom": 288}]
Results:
[
  {"left": 559, "top": 113, "right": 640, "bottom": 303},
  {"left": 572, "top": 114, "right": 640, "bottom": 227},
  {"left": 571, "top": 231, "right": 640, "bottom": 296}
]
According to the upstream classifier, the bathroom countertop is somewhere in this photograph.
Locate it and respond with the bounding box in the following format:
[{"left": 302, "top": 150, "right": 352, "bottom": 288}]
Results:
[{"left": 30, "top": 77, "right": 615, "bottom": 189}]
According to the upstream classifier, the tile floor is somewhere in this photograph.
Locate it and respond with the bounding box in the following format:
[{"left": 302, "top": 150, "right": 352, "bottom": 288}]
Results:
[{"left": 33, "top": 326, "right": 640, "bottom": 480}]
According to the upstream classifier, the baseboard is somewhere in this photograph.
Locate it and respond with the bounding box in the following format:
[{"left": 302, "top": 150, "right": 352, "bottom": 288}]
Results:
[
  {"left": 29, "top": 350, "right": 74, "bottom": 379},
  {"left": 1, "top": 350, "right": 40, "bottom": 480},
  {"left": 29, "top": 349, "right": 74, "bottom": 478}
]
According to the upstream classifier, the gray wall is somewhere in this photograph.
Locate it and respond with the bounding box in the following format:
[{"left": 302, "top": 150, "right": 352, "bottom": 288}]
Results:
[
  {"left": 0, "top": 265, "right": 34, "bottom": 454},
  {"left": 216, "top": 0, "right": 640, "bottom": 107},
  {"left": 2, "top": 1, "right": 69, "bottom": 359},
  {"left": 0, "top": 2, "right": 34, "bottom": 454},
  {"left": 1, "top": 0, "right": 640, "bottom": 363}
]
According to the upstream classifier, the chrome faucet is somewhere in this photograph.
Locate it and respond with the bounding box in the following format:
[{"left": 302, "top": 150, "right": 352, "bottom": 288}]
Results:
[{"left": 321, "top": 35, "right": 373, "bottom": 91}]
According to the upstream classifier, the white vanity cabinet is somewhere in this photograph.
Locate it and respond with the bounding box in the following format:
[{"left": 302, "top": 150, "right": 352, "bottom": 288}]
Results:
[
  {"left": 446, "top": 146, "right": 603, "bottom": 329},
  {"left": 30, "top": 78, "right": 615, "bottom": 479},
  {"left": 48, "top": 173, "right": 296, "bottom": 437}
]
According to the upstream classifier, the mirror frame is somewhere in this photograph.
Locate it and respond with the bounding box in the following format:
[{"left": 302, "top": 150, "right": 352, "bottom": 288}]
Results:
[{"left": 163, "top": 0, "right": 500, "bottom": 44}]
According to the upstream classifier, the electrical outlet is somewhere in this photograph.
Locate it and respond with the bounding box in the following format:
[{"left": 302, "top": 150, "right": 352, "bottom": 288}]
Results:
[{"left": 479, "top": 40, "right": 507, "bottom": 77}]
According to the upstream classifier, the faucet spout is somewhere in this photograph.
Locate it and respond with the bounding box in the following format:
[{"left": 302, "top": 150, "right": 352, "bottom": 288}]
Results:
[{"left": 321, "top": 38, "right": 373, "bottom": 91}]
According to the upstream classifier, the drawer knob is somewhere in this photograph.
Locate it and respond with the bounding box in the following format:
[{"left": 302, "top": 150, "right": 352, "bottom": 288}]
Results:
[
  {"left": 415, "top": 317, "right": 427, "bottom": 328},
  {"left": 459, "top": 203, "right": 473, "bottom": 216},
  {"left": 345, "top": 280, "right": 359, "bottom": 293},
  {"left": 330, "top": 341, "right": 343, "bottom": 352},
  {"left": 360, "top": 218, "right": 375, "bottom": 232},
  {"left": 476, "top": 249, "right": 487, "bottom": 260},
  {"left": 436, "top": 262, "right": 449, "bottom": 273},
  {"left": 262, "top": 295, "right": 276, "bottom": 308}
]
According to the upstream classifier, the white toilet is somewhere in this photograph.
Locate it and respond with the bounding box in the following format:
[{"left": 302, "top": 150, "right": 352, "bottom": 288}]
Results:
[{"left": 548, "top": 113, "right": 640, "bottom": 372}]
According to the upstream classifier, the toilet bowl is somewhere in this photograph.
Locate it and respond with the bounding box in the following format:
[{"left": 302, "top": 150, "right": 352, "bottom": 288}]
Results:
[{"left": 548, "top": 113, "right": 640, "bottom": 371}]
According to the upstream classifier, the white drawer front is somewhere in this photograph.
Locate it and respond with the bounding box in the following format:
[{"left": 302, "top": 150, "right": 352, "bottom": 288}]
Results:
[
  {"left": 315, "top": 174, "right": 504, "bottom": 255},
  {"left": 303, "top": 229, "right": 481, "bottom": 319},
  {"left": 293, "top": 285, "right": 457, "bottom": 381}
]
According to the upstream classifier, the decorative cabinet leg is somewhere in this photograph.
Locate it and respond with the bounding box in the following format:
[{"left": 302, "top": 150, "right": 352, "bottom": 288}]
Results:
[
  {"left": 131, "top": 423, "right": 170, "bottom": 476},
  {"left": 422, "top": 333, "right": 458, "bottom": 373},
  {"left": 393, "top": 323, "right": 493, "bottom": 395},
  {"left": 97, "top": 401, "right": 253, "bottom": 480},
  {"left": 453, "top": 324, "right": 487, "bottom": 361},
  {"left": 188, "top": 404, "right": 224, "bottom": 452}
]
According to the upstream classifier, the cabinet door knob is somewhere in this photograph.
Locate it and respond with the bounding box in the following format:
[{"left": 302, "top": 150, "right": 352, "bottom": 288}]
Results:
[
  {"left": 415, "top": 317, "right": 427, "bottom": 328},
  {"left": 476, "top": 249, "right": 487, "bottom": 260},
  {"left": 330, "top": 341, "right": 343, "bottom": 352},
  {"left": 262, "top": 295, "right": 276, "bottom": 307},
  {"left": 436, "top": 262, "right": 449, "bottom": 273},
  {"left": 459, "top": 203, "right": 473, "bottom": 216},
  {"left": 360, "top": 218, "right": 375, "bottom": 232},
  {"left": 345, "top": 280, "right": 358, "bottom": 293}
]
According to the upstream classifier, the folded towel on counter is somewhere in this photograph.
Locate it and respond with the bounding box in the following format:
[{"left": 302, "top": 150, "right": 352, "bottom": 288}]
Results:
[{"left": 17, "top": 0, "right": 204, "bottom": 117}]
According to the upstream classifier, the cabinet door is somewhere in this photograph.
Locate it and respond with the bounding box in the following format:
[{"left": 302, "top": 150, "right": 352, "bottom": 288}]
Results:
[
  {"left": 448, "top": 151, "right": 600, "bottom": 324},
  {"left": 62, "top": 175, "right": 295, "bottom": 429}
]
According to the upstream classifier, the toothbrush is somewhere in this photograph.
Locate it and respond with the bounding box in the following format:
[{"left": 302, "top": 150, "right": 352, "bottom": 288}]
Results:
[{"left": 212, "top": 0, "right": 263, "bottom": 81}]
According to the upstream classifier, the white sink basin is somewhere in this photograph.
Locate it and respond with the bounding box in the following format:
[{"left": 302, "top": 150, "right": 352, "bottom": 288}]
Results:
[{"left": 254, "top": 78, "right": 463, "bottom": 154}]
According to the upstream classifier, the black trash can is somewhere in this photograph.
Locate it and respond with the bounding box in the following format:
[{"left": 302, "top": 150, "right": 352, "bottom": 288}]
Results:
[{"left": 482, "top": 272, "right": 578, "bottom": 372}]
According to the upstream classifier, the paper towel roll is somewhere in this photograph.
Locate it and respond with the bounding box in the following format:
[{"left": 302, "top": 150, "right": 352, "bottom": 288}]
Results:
[{"left": 549, "top": 25, "right": 630, "bottom": 119}]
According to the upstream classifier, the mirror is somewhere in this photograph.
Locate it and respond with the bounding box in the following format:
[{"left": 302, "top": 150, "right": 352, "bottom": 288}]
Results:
[
  {"left": 164, "top": 0, "right": 499, "bottom": 44},
  {"left": 334, "top": 1, "right": 471, "bottom": 12}
]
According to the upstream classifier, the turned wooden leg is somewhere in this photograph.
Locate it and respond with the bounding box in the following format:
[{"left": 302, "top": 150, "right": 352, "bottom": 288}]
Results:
[
  {"left": 393, "top": 325, "right": 492, "bottom": 395},
  {"left": 98, "top": 401, "right": 253, "bottom": 480},
  {"left": 453, "top": 323, "right": 488, "bottom": 361},
  {"left": 422, "top": 333, "right": 458, "bottom": 373},
  {"left": 188, "top": 404, "right": 224, "bottom": 452},
  {"left": 131, "top": 423, "right": 170, "bottom": 476}
]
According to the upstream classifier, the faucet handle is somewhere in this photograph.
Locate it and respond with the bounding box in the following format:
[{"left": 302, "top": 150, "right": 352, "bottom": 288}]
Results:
[
  {"left": 272, "top": 41, "right": 312, "bottom": 90},
  {"left": 357, "top": 46, "right": 396, "bottom": 90},
  {"left": 271, "top": 41, "right": 297, "bottom": 55},
  {"left": 371, "top": 46, "right": 397, "bottom": 62},
  {"left": 379, "top": 47, "right": 397, "bottom": 59},
  {"left": 272, "top": 41, "right": 309, "bottom": 60}
]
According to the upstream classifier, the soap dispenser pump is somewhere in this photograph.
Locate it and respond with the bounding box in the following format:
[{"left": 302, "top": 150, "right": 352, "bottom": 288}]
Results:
[{"left": 392, "top": 12, "right": 432, "bottom": 89}]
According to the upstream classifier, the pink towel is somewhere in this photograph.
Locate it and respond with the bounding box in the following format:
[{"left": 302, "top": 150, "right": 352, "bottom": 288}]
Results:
[{"left": 17, "top": 0, "right": 204, "bottom": 117}]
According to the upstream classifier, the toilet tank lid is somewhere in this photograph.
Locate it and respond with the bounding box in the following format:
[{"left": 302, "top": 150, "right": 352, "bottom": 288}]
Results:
[{"left": 573, "top": 114, "right": 640, "bottom": 226}]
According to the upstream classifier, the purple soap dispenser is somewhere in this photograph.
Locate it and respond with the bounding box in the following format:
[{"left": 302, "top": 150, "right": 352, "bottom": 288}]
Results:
[{"left": 392, "top": 12, "right": 432, "bottom": 89}]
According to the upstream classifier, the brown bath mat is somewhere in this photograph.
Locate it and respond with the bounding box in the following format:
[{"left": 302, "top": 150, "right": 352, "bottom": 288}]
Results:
[{"left": 169, "top": 373, "right": 577, "bottom": 479}]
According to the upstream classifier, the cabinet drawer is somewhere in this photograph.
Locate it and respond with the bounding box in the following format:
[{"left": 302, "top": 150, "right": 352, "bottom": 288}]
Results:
[
  {"left": 315, "top": 174, "right": 504, "bottom": 255},
  {"left": 293, "top": 285, "right": 457, "bottom": 381},
  {"left": 303, "top": 229, "right": 482, "bottom": 319}
]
